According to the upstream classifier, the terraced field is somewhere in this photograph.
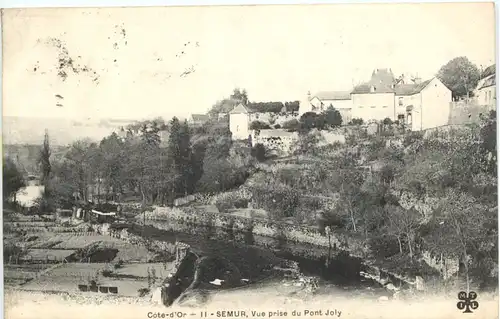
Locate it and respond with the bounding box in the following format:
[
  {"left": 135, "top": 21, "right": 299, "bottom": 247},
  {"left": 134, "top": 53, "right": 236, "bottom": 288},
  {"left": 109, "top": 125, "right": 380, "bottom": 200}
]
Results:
[{"left": 20, "top": 262, "right": 175, "bottom": 297}]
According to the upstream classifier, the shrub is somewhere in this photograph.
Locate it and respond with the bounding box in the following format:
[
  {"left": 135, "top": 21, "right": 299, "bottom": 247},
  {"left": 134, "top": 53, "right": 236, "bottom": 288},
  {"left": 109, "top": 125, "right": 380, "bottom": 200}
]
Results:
[
  {"left": 369, "top": 235, "right": 401, "bottom": 259},
  {"left": 102, "top": 269, "right": 113, "bottom": 277},
  {"left": 251, "top": 182, "right": 300, "bottom": 218},
  {"left": 273, "top": 124, "right": 281, "bottom": 129},
  {"left": 403, "top": 131, "right": 424, "bottom": 147},
  {"left": 299, "top": 112, "right": 325, "bottom": 131},
  {"left": 138, "top": 288, "right": 150, "bottom": 297},
  {"left": 282, "top": 119, "right": 300, "bottom": 131},
  {"left": 382, "top": 117, "right": 393, "bottom": 125},
  {"left": 197, "top": 158, "right": 251, "bottom": 193},
  {"left": 114, "top": 259, "right": 124, "bottom": 269},
  {"left": 349, "top": 118, "right": 364, "bottom": 125},
  {"left": 251, "top": 143, "right": 267, "bottom": 162},
  {"left": 323, "top": 106, "right": 343, "bottom": 128},
  {"left": 249, "top": 121, "right": 271, "bottom": 130},
  {"left": 214, "top": 192, "right": 249, "bottom": 213}
]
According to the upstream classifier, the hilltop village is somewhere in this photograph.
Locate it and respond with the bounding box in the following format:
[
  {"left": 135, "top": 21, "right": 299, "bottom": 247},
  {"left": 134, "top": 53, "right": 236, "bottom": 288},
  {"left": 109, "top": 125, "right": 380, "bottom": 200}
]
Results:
[{"left": 3, "top": 63, "right": 497, "bottom": 307}]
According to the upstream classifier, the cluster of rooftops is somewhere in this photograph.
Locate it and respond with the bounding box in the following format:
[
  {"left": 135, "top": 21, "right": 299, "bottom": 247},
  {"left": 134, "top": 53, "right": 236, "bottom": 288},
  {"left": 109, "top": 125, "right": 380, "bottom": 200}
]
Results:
[{"left": 311, "top": 68, "right": 435, "bottom": 102}]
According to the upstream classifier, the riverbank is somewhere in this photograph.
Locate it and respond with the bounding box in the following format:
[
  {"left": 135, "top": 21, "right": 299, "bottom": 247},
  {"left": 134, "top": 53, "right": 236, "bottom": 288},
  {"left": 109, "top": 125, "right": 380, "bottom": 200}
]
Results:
[
  {"left": 5, "top": 288, "right": 498, "bottom": 319},
  {"left": 137, "top": 206, "right": 439, "bottom": 290}
]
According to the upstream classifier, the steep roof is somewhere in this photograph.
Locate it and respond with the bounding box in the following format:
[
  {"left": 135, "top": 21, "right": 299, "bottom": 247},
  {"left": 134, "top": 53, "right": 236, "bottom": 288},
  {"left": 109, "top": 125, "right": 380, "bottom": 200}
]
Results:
[
  {"left": 394, "top": 78, "right": 433, "bottom": 96},
  {"left": 229, "top": 103, "right": 250, "bottom": 114},
  {"left": 481, "top": 64, "right": 496, "bottom": 79},
  {"left": 218, "top": 99, "right": 239, "bottom": 113},
  {"left": 479, "top": 74, "right": 496, "bottom": 89},
  {"left": 312, "top": 91, "right": 351, "bottom": 101},
  {"left": 352, "top": 68, "right": 396, "bottom": 94},
  {"left": 352, "top": 67, "right": 434, "bottom": 96}
]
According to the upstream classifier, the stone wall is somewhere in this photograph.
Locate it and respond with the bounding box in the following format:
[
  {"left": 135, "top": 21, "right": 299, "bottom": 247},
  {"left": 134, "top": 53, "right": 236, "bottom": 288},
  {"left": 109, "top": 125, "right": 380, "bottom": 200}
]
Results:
[
  {"left": 139, "top": 206, "right": 435, "bottom": 289},
  {"left": 421, "top": 251, "right": 460, "bottom": 280},
  {"left": 139, "top": 206, "right": 369, "bottom": 257},
  {"left": 448, "top": 101, "right": 491, "bottom": 125}
]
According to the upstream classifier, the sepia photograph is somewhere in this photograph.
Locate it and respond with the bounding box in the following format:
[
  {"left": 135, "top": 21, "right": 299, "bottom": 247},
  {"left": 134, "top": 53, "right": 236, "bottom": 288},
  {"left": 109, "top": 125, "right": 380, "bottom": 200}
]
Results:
[{"left": 1, "top": 3, "right": 498, "bottom": 319}]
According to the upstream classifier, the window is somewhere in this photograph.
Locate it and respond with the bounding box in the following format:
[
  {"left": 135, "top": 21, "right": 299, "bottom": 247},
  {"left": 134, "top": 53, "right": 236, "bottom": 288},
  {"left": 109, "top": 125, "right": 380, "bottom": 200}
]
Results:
[
  {"left": 359, "top": 105, "right": 364, "bottom": 108},
  {"left": 371, "top": 106, "right": 376, "bottom": 108},
  {"left": 398, "top": 97, "right": 403, "bottom": 106},
  {"left": 382, "top": 105, "right": 388, "bottom": 108},
  {"left": 236, "top": 125, "right": 239, "bottom": 132}
]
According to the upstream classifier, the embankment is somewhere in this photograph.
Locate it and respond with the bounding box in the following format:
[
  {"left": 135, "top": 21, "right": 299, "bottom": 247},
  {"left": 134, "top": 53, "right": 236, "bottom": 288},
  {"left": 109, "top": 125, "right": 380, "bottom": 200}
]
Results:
[{"left": 136, "top": 206, "right": 427, "bottom": 290}]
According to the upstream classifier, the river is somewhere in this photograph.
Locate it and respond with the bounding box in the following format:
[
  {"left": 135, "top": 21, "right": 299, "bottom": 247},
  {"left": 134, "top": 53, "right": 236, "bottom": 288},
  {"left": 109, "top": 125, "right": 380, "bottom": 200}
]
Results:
[{"left": 125, "top": 220, "right": 388, "bottom": 300}]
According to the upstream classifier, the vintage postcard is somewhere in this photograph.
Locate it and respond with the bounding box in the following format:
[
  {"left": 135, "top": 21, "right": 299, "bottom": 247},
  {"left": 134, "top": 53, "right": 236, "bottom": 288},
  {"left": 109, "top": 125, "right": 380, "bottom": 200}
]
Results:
[{"left": 2, "top": 3, "right": 498, "bottom": 319}]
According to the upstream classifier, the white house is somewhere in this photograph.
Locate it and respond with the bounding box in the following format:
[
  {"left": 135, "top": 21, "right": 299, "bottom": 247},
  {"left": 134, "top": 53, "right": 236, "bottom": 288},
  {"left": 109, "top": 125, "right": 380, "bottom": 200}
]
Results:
[
  {"left": 350, "top": 68, "right": 452, "bottom": 130},
  {"left": 300, "top": 91, "right": 353, "bottom": 123},
  {"left": 393, "top": 77, "right": 452, "bottom": 131},
  {"left": 229, "top": 103, "right": 252, "bottom": 140},
  {"left": 474, "top": 64, "right": 496, "bottom": 109}
]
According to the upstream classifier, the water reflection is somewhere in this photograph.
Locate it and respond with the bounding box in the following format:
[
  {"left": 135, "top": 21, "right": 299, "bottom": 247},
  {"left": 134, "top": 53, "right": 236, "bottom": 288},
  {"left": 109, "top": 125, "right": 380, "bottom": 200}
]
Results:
[{"left": 136, "top": 219, "right": 376, "bottom": 289}]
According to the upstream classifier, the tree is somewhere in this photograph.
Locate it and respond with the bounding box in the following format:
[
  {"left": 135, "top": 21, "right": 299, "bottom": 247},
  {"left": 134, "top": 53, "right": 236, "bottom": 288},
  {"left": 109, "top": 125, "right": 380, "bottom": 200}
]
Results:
[
  {"left": 99, "top": 133, "right": 125, "bottom": 200},
  {"left": 230, "top": 88, "right": 249, "bottom": 105},
  {"left": 382, "top": 117, "right": 393, "bottom": 126},
  {"left": 384, "top": 205, "right": 421, "bottom": 258},
  {"left": 437, "top": 56, "right": 480, "bottom": 100},
  {"left": 479, "top": 110, "right": 497, "bottom": 175},
  {"left": 167, "top": 118, "right": 194, "bottom": 197},
  {"left": 62, "top": 139, "right": 96, "bottom": 202},
  {"left": 323, "top": 106, "right": 343, "bottom": 128},
  {"left": 251, "top": 143, "right": 267, "bottom": 162},
  {"left": 332, "top": 168, "right": 365, "bottom": 232},
  {"left": 292, "top": 130, "right": 321, "bottom": 156},
  {"left": 349, "top": 118, "right": 364, "bottom": 126},
  {"left": 38, "top": 130, "right": 52, "bottom": 186},
  {"left": 3, "top": 157, "right": 26, "bottom": 203},
  {"left": 423, "top": 190, "right": 496, "bottom": 292},
  {"left": 299, "top": 112, "right": 327, "bottom": 131},
  {"left": 140, "top": 122, "right": 160, "bottom": 147}
]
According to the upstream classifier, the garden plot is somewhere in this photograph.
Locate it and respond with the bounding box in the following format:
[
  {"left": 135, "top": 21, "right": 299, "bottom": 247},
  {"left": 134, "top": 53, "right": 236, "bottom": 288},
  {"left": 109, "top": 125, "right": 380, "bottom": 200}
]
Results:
[
  {"left": 21, "top": 263, "right": 109, "bottom": 291},
  {"left": 113, "top": 262, "right": 174, "bottom": 278},
  {"left": 22, "top": 249, "right": 77, "bottom": 262},
  {"left": 21, "top": 263, "right": 156, "bottom": 297},
  {"left": 52, "top": 234, "right": 121, "bottom": 249},
  {"left": 51, "top": 234, "right": 152, "bottom": 262},
  {"left": 111, "top": 242, "right": 152, "bottom": 262},
  {"left": 4, "top": 264, "right": 54, "bottom": 284}
]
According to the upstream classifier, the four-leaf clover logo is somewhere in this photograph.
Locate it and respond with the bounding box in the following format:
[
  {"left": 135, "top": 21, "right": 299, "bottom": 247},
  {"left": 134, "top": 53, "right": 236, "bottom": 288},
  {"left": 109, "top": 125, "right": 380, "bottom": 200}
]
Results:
[{"left": 457, "top": 291, "right": 479, "bottom": 313}]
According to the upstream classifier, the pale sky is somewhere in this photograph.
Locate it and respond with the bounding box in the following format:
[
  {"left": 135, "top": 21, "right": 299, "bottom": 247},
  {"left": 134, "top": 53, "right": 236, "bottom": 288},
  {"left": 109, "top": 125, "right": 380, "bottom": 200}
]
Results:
[{"left": 2, "top": 3, "right": 496, "bottom": 120}]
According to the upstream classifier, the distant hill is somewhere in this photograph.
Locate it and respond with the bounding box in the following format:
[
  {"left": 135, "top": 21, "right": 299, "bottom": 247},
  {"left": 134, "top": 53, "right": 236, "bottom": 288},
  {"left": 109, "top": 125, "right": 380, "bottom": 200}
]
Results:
[
  {"left": 3, "top": 115, "right": 187, "bottom": 146},
  {"left": 3, "top": 144, "right": 69, "bottom": 174},
  {"left": 2, "top": 116, "right": 136, "bottom": 146}
]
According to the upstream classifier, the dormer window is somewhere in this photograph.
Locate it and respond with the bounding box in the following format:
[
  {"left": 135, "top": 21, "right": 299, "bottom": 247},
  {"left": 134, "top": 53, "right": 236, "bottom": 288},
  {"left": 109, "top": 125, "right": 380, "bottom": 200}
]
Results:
[{"left": 370, "top": 86, "right": 376, "bottom": 93}]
